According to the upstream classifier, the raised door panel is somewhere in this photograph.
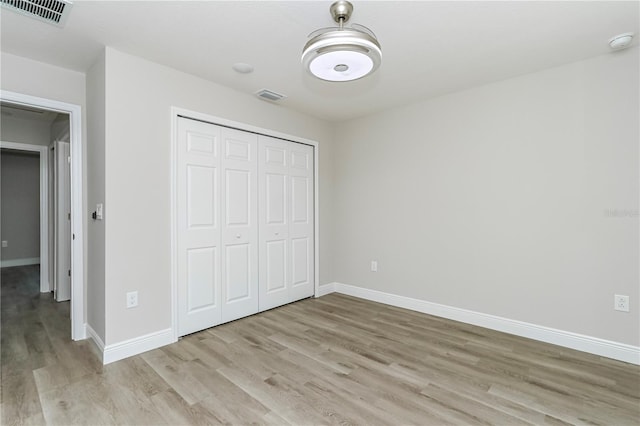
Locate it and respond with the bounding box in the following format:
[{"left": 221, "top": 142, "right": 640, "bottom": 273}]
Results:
[
  {"left": 291, "top": 176, "right": 310, "bottom": 225},
  {"left": 291, "top": 237, "right": 310, "bottom": 287},
  {"left": 266, "top": 173, "right": 286, "bottom": 226},
  {"left": 187, "top": 247, "right": 217, "bottom": 311},
  {"left": 221, "top": 128, "right": 258, "bottom": 323},
  {"left": 225, "top": 169, "right": 250, "bottom": 226},
  {"left": 265, "top": 240, "right": 287, "bottom": 293},
  {"left": 178, "top": 118, "right": 222, "bottom": 336},
  {"left": 187, "top": 165, "right": 217, "bottom": 228},
  {"left": 225, "top": 244, "right": 250, "bottom": 302}
]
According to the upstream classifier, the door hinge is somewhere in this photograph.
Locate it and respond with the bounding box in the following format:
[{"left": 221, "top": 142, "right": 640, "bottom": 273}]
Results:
[
  {"left": 68, "top": 213, "right": 71, "bottom": 220},
  {"left": 68, "top": 156, "right": 71, "bottom": 164},
  {"left": 68, "top": 269, "right": 71, "bottom": 277},
  {"left": 72, "top": 233, "right": 75, "bottom": 240}
]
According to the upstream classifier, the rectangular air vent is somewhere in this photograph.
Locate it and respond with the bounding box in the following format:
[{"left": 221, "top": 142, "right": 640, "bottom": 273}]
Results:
[
  {"left": 1, "top": 0, "right": 73, "bottom": 27},
  {"left": 255, "top": 89, "right": 287, "bottom": 102}
]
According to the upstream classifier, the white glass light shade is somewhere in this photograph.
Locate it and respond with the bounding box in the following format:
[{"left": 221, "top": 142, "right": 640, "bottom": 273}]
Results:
[
  {"left": 309, "top": 50, "right": 373, "bottom": 81},
  {"left": 302, "top": 30, "right": 382, "bottom": 82}
]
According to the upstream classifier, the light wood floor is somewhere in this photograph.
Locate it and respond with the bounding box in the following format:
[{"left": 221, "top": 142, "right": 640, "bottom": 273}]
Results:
[{"left": 2, "top": 265, "right": 639, "bottom": 425}]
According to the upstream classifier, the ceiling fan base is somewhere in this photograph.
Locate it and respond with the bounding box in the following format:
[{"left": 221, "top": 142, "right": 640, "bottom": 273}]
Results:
[{"left": 330, "top": 1, "right": 353, "bottom": 24}]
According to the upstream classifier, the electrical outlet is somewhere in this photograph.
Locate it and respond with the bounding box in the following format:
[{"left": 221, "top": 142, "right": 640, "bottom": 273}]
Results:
[
  {"left": 1, "top": 241, "right": 7, "bottom": 248},
  {"left": 614, "top": 294, "right": 629, "bottom": 312},
  {"left": 126, "top": 291, "right": 138, "bottom": 309},
  {"left": 371, "top": 260, "right": 378, "bottom": 272}
]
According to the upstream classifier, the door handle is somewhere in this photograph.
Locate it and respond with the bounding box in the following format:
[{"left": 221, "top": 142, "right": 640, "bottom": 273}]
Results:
[{"left": 236, "top": 234, "right": 241, "bottom": 239}]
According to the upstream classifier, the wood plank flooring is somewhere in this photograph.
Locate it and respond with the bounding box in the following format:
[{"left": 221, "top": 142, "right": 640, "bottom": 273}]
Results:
[{"left": 2, "top": 265, "right": 639, "bottom": 425}]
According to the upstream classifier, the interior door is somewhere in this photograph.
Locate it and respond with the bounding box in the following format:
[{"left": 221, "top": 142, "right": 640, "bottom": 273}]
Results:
[
  {"left": 258, "top": 137, "right": 290, "bottom": 310},
  {"left": 54, "top": 141, "right": 71, "bottom": 302},
  {"left": 288, "top": 142, "right": 314, "bottom": 301},
  {"left": 259, "top": 136, "right": 314, "bottom": 311},
  {"left": 220, "top": 127, "right": 259, "bottom": 323},
  {"left": 177, "top": 118, "right": 222, "bottom": 336}
]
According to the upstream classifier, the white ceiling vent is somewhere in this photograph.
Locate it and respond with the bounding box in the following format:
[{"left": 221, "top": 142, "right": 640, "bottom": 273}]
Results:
[
  {"left": 1, "top": 0, "right": 73, "bottom": 27},
  {"left": 255, "top": 89, "right": 287, "bottom": 102}
]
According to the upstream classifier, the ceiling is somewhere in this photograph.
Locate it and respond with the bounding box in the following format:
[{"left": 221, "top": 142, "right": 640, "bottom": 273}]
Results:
[{"left": 1, "top": 1, "right": 637, "bottom": 122}]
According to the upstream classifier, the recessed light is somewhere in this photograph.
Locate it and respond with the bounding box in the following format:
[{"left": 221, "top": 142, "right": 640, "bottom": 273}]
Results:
[
  {"left": 232, "top": 62, "right": 254, "bottom": 74},
  {"left": 609, "top": 33, "right": 634, "bottom": 50}
]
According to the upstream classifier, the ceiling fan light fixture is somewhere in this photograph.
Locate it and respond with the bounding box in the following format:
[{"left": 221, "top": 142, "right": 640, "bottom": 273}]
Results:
[{"left": 302, "top": 1, "right": 381, "bottom": 82}]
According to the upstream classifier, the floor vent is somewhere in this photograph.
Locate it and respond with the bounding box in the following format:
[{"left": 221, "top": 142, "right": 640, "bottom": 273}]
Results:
[
  {"left": 255, "top": 89, "right": 287, "bottom": 102},
  {"left": 1, "top": 0, "right": 73, "bottom": 27}
]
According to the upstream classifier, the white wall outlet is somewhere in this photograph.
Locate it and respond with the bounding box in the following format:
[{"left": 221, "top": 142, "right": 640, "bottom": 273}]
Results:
[
  {"left": 614, "top": 294, "right": 629, "bottom": 312},
  {"left": 1, "top": 241, "right": 7, "bottom": 248},
  {"left": 126, "top": 291, "right": 138, "bottom": 309},
  {"left": 371, "top": 260, "right": 378, "bottom": 272}
]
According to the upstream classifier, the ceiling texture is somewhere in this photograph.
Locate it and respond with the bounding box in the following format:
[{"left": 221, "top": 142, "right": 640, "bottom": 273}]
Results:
[{"left": 1, "top": 1, "right": 638, "bottom": 121}]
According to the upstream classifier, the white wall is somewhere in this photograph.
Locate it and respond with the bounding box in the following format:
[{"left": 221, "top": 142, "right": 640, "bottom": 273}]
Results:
[
  {"left": 0, "top": 115, "right": 51, "bottom": 145},
  {"left": 0, "top": 150, "right": 40, "bottom": 262},
  {"left": 333, "top": 47, "right": 639, "bottom": 346},
  {"left": 100, "top": 48, "right": 334, "bottom": 345},
  {"left": 1, "top": 52, "right": 88, "bottom": 323},
  {"left": 51, "top": 115, "right": 70, "bottom": 142},
  {"left": 86, "top": 50, "right": 106, "bottom": 342}
]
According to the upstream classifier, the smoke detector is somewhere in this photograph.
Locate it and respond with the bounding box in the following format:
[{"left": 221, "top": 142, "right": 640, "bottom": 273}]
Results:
[{"left": 1, "top": 0, "right": 73, "bottom": 27}]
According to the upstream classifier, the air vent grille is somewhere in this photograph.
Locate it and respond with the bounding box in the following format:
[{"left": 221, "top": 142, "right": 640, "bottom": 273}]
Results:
[
  {"left": 255, "top": 89, "right": 287, "bottom": 102},
  {"left": 1, "top": 0, "right": 73, "bottom": 26}
]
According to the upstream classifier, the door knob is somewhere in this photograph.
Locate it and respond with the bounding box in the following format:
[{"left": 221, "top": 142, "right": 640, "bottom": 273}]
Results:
[{"left": 236, "top": 234, "right": 241, "bottom": 238}]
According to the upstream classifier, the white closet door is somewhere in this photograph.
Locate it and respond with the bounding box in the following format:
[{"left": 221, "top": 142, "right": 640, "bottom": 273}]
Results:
[
  {"left": 258, "top": 137, "right": 290, "bottom": 310},
  {"left": 259, "top": 136, "right": 314, "bottom": 311},
  {"left": 177, "top": 118, "right": 222, "bottom": 336},
  {"left": 288, "top": 142, "right": 314, "bottom": 301},
  {"left": 220, "top": 128, "right": 258, "bottom": 323}
]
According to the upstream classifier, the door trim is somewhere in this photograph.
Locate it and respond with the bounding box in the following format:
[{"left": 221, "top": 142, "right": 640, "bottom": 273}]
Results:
[
  {"left": 170, "top": 107, "right": 320, "bottom": 341},
  {"left": 0, "top": 141, "right": 48, "bottom": 292},
  {"left": 0, "top": 90, "right": 85, "bottom": 341}
]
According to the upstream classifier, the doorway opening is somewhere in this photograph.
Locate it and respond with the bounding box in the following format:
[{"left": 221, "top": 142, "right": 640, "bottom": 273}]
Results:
[{"left": 0, "top": 91, "right": 85, "bottom": 341}]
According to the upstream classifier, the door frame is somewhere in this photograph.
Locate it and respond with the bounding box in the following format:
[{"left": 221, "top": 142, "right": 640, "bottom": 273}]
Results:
[
  {"left": 0, "top": 90, "right": 86, "bottom": 341},
  {"left": 0, "top": 141, "right": 48, "bottom": 292},
  {"left": 170, "top": 107, "right": 320, "bottom": 341}
]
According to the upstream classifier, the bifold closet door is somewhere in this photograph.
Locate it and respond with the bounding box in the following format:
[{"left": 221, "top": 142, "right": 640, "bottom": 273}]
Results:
[
  {"left": 178, "top": 118, "right": 222, "bottom": 336},
  {"left": 177, "top": 118, "right": 258, "bottom": 336},
  {"left": 258, "top": 136, "right": 314, "bottom": 311},
  {"left": 220, "top": 127, "right": 258, "bottom": 323}
]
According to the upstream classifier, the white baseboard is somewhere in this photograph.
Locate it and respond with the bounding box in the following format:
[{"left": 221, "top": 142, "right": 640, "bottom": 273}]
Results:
[
  {"left": 1, "top": 257, "right": 40, "bottom": 268},
  {"left": 316, "top": 282, "right": 336, "bottom": 297},
  {"left": 85, "top": 323, "right": 105, "bottom": 363},
  {"left": 102, "top": 328, "right": 174, "bottom": 365},
  {"left": 326, "top": 282, "right": 639, "bottom": 365}
]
